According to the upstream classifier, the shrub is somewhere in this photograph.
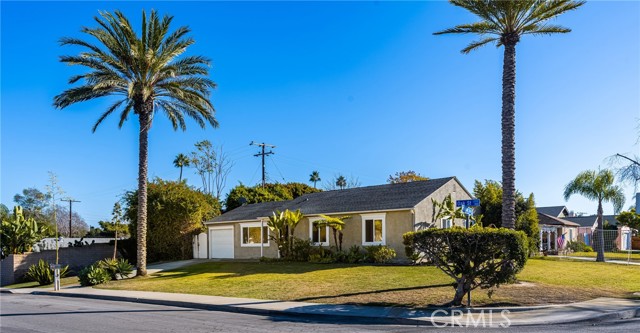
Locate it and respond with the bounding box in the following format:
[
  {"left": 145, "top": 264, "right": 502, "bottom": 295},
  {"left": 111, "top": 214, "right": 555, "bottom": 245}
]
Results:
[
  {"left": 308, "top": 247, "right": 335, "bottom": 263},
  {"left": 345, "top": 245, "right": 367, "bottom": 264},
  {"left": 99, "top": 258, "right": 134, "bottom": 280},
  {"left": 1, "top": 206, "right": 49, "bottom": 258},
  {"left": 364, "top": 245, "right": 396, "bottom": 264},
  {"left": 584, "top": 245, "right": 594, "bottom": 252},
  {"left": 566, "top": 240, "right": 591, "bottom": 253},
  {"left": 78, "top": 263, "right": 111, "bottom": 286},
  {"left": 407, "top": 226, "right": 528, "bottom": 306},
  {"left": 25, "top": 259, "right": 69, "bottom": 285}
]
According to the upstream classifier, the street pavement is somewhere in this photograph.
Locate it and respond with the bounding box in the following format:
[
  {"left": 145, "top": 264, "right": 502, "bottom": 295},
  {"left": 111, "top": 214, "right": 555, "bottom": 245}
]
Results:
[{"left": 2, "top": 294, "right": 640, "bottom": 333}]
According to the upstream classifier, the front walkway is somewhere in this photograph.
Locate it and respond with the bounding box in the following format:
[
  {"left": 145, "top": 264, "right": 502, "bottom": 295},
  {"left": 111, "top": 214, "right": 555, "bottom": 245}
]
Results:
[{"left": 558, "top": 256, "right": 640, "bottom": 266}]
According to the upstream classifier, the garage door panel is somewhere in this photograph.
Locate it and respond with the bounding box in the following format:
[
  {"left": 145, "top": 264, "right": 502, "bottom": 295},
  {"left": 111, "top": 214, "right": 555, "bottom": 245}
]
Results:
[{"left": 210, "top": 228, "right": 234, "bottom": 259}]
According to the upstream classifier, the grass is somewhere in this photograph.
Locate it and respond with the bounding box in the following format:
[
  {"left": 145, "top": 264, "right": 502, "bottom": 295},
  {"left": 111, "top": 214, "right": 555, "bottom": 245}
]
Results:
[
  {"left": 99, "top": 257, "right": 640, "bottom": 307},
  {"left": 3, "top": 276, "right": 78, "bottom": 289},
  {"left": 566, "top": 251, "right": 640, "bottom": 262}
]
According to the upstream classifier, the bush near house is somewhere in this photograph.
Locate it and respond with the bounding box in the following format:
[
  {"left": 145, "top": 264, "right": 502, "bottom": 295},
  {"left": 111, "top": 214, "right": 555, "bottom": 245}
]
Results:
[
  {"left": 1, "top": 206, "right": 49, "bottom": 258},
  {"left": 405, "top": 226, "right": 528, "bottom": 306},
  {"left": 566, "top": 240, "right": 593, "bottom": 253},
  {"left": 124, "top": 178, "right": 220, "bottom": 262}
]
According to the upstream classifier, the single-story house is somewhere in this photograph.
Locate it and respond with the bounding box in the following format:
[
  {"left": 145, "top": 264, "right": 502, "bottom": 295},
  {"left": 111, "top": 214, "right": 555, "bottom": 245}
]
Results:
[
  {"left": 563, "top": 214, "right": 632, "bottom": 251},
  {"left": 535, "top": 206, "right": 580, "bottom": 252},
  {"left": 199, "top": 177, "right": 472, "bottom": 260}
]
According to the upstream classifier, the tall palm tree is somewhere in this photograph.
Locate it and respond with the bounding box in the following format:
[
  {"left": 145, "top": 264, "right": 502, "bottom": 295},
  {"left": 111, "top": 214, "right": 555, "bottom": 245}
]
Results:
[
  {"left": 173, "top": 153, "right": 191, "bottom": 182},
  {"left": 53, "top": 10, "right": 218, "bottom": 276},
  {"left": 564, "top": 169, "right": 625, "bottom": 262},
  {"left": 435, "top": 0, "right": 584, "bottom": 229},
  {"left": 309, "top": 171, "right": 321, "bottom": 188},
  {"left": 336, "top": 175, "right": 347, "bottom": 190}
]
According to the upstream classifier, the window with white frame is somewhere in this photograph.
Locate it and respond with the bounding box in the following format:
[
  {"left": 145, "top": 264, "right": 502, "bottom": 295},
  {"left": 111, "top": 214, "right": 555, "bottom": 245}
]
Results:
[
  {"left": 309, "top": 218, "right": 329, "bottom": 246},
  {"left": 441, "top": 218, "right": 452, "bottom": 229},
  {"left": 362, "top": 213, "right": 385, "bottom": 245},
  {"left": 240, "top": 223, "right": 269, "bottom": 247}
]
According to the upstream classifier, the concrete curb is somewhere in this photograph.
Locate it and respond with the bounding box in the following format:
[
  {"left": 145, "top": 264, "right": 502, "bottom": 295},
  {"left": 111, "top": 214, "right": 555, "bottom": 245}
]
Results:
[{"left": 4, "top": 288, "right": 639, "bottom": 327}]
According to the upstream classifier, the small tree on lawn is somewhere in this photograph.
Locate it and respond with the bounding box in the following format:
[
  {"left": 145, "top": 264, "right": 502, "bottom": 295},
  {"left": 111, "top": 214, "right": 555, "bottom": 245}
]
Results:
[
  {"left": 617, "top": 208, "right": 640, "bottom": 232},
  {"left": 404, "top": 226, "right": 528, "bottom": 306}
]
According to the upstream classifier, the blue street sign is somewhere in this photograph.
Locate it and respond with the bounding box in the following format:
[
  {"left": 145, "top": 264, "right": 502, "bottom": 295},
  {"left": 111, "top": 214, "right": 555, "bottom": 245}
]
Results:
[{"left": 456, "top": 199, "right": 480, "bottom": 207}]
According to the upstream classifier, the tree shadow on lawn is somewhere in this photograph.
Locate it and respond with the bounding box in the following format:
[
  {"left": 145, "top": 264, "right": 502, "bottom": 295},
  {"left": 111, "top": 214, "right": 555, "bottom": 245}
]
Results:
[
  {"left": 294, "top": 283, "right": 454, "bottom": 304},
  {"left": 147, "top": 261, "right": 372, "bottom": 281}
]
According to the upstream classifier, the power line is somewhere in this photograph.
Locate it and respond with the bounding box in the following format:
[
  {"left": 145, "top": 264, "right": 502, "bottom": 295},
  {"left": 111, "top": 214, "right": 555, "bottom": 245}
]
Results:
[
  {"left": 267, "top": 155, "right": 286, "bottom": 183},
  {"left": 250, "top": 141, "right": 275, "bottom": 188}
]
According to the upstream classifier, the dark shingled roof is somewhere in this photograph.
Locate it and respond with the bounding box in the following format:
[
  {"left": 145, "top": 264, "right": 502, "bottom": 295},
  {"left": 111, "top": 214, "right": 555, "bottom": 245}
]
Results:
[
  {"left": 538, "top": 213, "right": 580, "bottom": 227},
  {"left": 210, "top": 177, "right": 458, "bottom": 223},
  {"left": 535, "top": 206, "right": 568, "bottom": 218},
  {"left": 563, "top": 215, "right": 621, "bottom": 228}
]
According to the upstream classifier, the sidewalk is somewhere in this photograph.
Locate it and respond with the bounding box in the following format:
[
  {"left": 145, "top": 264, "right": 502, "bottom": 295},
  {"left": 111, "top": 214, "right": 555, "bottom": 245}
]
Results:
[
  {"left": 3, "top": 286, "right": 639, "bottom": 327},
  {"left": 558, "top": 256, "right": 640, "bottom": 266}
]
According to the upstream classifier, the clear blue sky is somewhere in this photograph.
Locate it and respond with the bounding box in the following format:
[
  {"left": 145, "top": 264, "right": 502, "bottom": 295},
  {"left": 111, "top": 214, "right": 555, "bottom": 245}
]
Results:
[{"left": 1, "top": 1, "right": 639, "bottom": 226}]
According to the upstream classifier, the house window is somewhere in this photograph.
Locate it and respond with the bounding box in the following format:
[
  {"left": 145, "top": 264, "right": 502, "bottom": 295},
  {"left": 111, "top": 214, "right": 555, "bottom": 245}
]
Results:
[
  {"left": 240, "top": 223, "right": 269, "bottom": 247},
  {"left": 309, "top": 219, "right": 329, "bottom": 246},
  {"left": 441, "top": 218, "right": 452, "bottom": 229},
  {"left": 362, "top": 213, "right": 385, "bottom": 245}
]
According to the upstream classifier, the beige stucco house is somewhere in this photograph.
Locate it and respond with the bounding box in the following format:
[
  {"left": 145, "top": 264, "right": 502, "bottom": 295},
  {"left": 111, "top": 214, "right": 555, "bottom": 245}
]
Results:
[{"left": 198, "top": 177, "right": 472, "bottom": 260}]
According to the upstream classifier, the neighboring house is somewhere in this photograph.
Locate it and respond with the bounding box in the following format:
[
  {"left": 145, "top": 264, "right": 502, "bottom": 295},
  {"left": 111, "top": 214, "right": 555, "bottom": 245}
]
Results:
[
  {"left": 201, "top": 177, "right": 472, "bottom": 260},
  {"left": 564, "top": 214, "right": 632, "bottom": 251},
  {"left": 535, "top": 206, "right": 579, "bottom": 252}
]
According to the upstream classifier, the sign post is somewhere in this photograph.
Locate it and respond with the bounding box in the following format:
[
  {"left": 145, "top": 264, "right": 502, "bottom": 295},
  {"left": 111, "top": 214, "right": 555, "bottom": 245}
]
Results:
[
  {"left": 50, "top": 264, "right": 62, "bottom": 291},
  {"left": 455, "top": 198, "right": 481, "bottom": 307}
]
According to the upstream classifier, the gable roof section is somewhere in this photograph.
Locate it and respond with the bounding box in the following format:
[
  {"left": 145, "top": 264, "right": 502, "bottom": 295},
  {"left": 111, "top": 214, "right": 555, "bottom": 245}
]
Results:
[
  {"left": 210, "top": 177, "right": 457, "bottom": 223},
  {"left": 538, "top": 213, "right": 580, "bottom": 227},
  {"left": 536, "top": 206, "right": 568, "bottom": 217},
  {"left": 563, "top": 215, "right": 622, "bottom": 227}
]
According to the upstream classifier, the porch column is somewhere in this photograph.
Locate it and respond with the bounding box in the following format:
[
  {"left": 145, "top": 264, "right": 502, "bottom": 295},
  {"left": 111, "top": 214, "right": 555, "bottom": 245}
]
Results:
[
  {"left": 553, "top": 231, "right": 557, "bottom": 251},
  {"left": 546, "top": 231, "right": 551, "bottom": 251},
  {"left": 539, "top": 229, "right": 543, "bottom": 251}
]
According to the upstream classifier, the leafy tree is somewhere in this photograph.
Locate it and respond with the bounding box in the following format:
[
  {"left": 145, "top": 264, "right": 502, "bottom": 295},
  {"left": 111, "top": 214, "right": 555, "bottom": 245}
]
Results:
[
  {"left": 617, "top": 208, "right": 640, "bottom": 231},
  {"left": 435, "top": 0, "right": 584, "bottom": 229},
  {"left": 564, "top": 169, "right": 625, "bottom": 262},
  {"left": 225, "top": 182, "right": 320, "bottom": 211},
  {"left": 123, "top": 178, "right": 220, "bottom": 262},
  {"left": 388, "top": 170, "right": 428, "bottom": 184},
  {"left": 516, "top": 194, "right": 541, "bottom": 256},
  {"left": 309, "top": 171, "right": 321, "bottom": 188},
  {"left": 335, "top": 175, "right": 347, "bottom": 190},
  {"left": 0, "top": 204, "right": 10, "bottom": 222},
  {"left": 173, "top": 153, "right": 191, "bottom": 182},
  {"left": 266, "top": 209, "right": 304, "bottom": 258},
  {"left": 54, "top": 10, "right": 218, "bottom": 276},
  {"left": 1, "top": 206, "right": 49, "bottom": 258},
  {"left": 104, "top": 202, "right": 128, "bottom": 259},
  {"left": 473, "top": 180, "right": 539, "bottom": 256},
  {"left": 405, "top": 226, "right": 528, "bottom": 306},
  {"left": 610, "top": 153, "right": 640, "bottom": 191},
  {"left": 315, "top": 215, "right": 350, "bottom": 251},
  {"left": 13, "top": 188, "right": 51, "bottom": 220}
]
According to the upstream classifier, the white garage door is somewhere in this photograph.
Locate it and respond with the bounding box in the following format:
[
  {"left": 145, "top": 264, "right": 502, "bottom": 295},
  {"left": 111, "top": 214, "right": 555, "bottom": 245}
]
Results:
[{"left": 210, "top": 228, "right": 234, "bottom": 259}]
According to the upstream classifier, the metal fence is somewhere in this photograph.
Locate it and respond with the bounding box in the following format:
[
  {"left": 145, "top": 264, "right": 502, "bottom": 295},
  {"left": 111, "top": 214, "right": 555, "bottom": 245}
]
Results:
[{"left": 568, "top": 229, "right": 638, "bottom": 263}]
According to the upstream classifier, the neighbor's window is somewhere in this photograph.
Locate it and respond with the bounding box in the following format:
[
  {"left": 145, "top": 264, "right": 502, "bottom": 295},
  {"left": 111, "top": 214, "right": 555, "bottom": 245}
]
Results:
[
  {"left": 362, "top": 214, "right": 385, "bottom": 245},
  {"left": 241, "top": 224, "right": 268, "bottom": 246},
  {"left": 311, "top": 221, "right": 329, "bottom": 245},
  {"left": 441, "top": 218, "right": 452, "bottom": 229}
]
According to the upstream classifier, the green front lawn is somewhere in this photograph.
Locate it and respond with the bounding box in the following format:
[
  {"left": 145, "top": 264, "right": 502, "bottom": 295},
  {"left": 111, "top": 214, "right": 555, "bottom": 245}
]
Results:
[
  {"left": 567, "top": 251, "right": 640, "bottom": 262},
  {"left": 99, "top": 257, "right": 640, "bottom": 307}
]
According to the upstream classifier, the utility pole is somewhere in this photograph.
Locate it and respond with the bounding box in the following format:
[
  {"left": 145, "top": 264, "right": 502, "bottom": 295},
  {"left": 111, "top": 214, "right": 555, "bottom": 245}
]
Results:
[
  {"left": 60, "top": 198, "right": 80, "bottom": 237},
  {"left": 250, "top": 141, "right": 275, "bottom": 188}
]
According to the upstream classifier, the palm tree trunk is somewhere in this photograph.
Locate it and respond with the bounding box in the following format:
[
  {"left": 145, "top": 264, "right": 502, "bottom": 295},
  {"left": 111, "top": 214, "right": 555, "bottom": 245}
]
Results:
[
  {"left": 501, "top": 41, "right": 517, "bottom": 229},
  {"left": 136, "top": 106, "right": 151, "bottom": 276},
  {"left": 179, "top": 166, "right": 183, "bottom": 182},
  {"left": 596, "top": 199, "right": 605, "bottom": 262}
]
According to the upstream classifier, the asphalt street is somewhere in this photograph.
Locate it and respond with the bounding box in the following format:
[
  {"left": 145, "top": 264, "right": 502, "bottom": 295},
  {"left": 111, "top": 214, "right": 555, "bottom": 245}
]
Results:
[{"left": 1, "top": 294, "right": 639, "bottom": 333}]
